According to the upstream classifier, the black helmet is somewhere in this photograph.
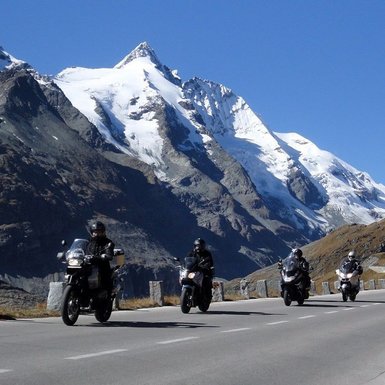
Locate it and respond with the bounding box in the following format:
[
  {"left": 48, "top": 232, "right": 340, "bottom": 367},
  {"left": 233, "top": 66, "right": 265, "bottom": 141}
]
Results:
[
  {"left": 194, "top": 238, "right": 206, "bottom": 250},
  {"left": 292, "top": 248, "right": 303, "bottom": 258},
  {"left": 90, "top": 221, "right": 106, "bottom": 234}
]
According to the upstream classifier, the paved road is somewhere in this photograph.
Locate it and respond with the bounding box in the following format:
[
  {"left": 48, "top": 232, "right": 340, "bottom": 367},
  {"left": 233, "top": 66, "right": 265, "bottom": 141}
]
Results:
[{"left": 1, "top": 290, "right": 385, "bottom": 385}]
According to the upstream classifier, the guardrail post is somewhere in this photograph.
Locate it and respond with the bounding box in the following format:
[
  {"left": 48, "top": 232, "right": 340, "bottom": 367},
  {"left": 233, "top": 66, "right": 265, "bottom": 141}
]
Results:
[
  {"left": 310, "top": 280, "right": 316, "bottom": 295},
  {"left": 240, "top": 279, "right": 249, "bottom": 299},
  {"left": 322, "top": 282, "right": 330, "bottom": 295},
  {"left": 256, "top": 280, "right": 268, "bottom": 298},
  {"left": 368, "top": 279, "right": 376, "bottom": 290},
  {"left": 47, "top": 282, "right": 66, "bottom": 311},
  {"left": 149, "top": 281, "right": 164, "bottom": 306},
  {"left": 212, "top": 281, "right": 224, "bottom": 302}
]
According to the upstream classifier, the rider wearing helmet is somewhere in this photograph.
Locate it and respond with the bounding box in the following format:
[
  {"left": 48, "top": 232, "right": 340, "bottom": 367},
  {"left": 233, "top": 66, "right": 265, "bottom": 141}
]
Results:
[
  {"left": 343, "top": 250, "right": 363, "bottom": 275},
  {"left": 87, "top": 221, "right": 115, "bottom": 291},
  {"left": 292, "top": 248, "right": 311, "bottom": 290},
  {"left": 188, "top": 238, "right": 215, "bottom": 300}
]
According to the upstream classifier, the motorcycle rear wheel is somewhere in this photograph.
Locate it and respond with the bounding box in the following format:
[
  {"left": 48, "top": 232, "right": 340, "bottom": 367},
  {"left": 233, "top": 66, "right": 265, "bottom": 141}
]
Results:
[
  {"left": 198, "top": 297, "right": 211, "bottom": 312},
  {"left": 180, "top": 287, "right": 192, "bottom": 314},
  {"left": 95, "top": 299, "right": 113, "bottom": 323},
  {"left": 349, "top": 294, "right": 356, "bottom": 302},
  {"left": 61, "top": 286, "right": 80, "bottom": 326},
  {"left": 283, "top": 289, "right": 292, "bottom": 306}
]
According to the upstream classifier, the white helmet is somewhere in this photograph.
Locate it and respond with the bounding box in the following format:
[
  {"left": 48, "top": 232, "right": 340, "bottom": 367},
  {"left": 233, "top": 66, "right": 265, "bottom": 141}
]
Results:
[{"left": 348, "top": 250, "right": 355, "bottom": 259}]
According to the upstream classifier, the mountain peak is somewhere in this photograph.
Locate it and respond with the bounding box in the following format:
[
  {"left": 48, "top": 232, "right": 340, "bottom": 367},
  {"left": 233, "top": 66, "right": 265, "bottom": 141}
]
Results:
[
  {"left": 0, "top": 46, "right": 30, "bottom": 71},
  {"left": 114, "top": 42, "right": 160, "bottom": 69}
]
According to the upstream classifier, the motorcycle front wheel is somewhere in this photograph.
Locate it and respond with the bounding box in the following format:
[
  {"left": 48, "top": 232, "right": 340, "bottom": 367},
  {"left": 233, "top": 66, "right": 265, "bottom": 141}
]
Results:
[
  {"left": 349, "top": 293, "right": 356, "bottom": 302},
  {"left": 180, "top": 287, "right": 192, "bottom": 314},
  {"left": 283, "top": 288, "right": 292, "bottom": 306},
  {"left": 61, "top": 285, "right": 80, "bottom": 326},
  {"left": 95, "top": 299, "right": 113, "bottom": 323}
]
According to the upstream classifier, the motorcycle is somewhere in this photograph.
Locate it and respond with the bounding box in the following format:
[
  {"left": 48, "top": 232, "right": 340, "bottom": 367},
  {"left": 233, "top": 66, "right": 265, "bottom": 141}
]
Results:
[
  {"left": 279, "top": 254, "right": 309, "bottom": 306},
  {"left": 57, "top": 238, "right": 125, "bottom": 326},
  {"left": 336, "top": 260, "right": 361, "bottom": 302},
  {"left": 174, "top": 256, "right": 212, "bottom": 314}
]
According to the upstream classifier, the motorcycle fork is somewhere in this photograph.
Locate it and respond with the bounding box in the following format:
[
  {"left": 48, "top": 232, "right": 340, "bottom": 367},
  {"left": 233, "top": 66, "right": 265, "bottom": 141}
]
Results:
[{"left": 183, "top": 284, "right": 196, "bottom": 307}]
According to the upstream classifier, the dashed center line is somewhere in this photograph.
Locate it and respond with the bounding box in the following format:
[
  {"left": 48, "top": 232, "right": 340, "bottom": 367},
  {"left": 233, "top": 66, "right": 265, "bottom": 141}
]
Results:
[
  {"left": 298, "top": 315, "right": 315, "bottom": 319},
  {"left": 325, "top": 310, "right": 339, "bottom": 314},
  {"left": 65, "top": 349, "right": 128, "bottom": 360},
  {"left": 0, "top": 369, "right": 13, "bottom": 374},
  {"left": 221, "top": 328, "right": 251, "bottom": 333},
  {"left": 157, "top": 337, "right": 199, "bottom": 345},
  {"left": 343, "top": 308, "right": 355, "bottom": 311},
  {"left": 266, "top": 320, "right": 289, "bottom": 325}
]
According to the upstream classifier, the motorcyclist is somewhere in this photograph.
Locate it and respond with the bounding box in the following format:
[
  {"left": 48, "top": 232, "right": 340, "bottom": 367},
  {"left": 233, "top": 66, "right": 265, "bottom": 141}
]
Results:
[
  {"left": 86, "top": 221, "right": 115, "bottom": 292},
  {"left": 188, "top": 238, "right": 214, "bottom": 300},
  {"left": 292, "top": 248, "right": 311, "bottom": 290},
  {"left": 341, "top": 250, "right": 363, "bottom": 275}
]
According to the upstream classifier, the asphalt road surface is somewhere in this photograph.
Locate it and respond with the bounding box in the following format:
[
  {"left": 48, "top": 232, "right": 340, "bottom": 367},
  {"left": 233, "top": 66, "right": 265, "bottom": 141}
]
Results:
[{"left": 1, "top": 290, "right": 385, "bottom": 385}]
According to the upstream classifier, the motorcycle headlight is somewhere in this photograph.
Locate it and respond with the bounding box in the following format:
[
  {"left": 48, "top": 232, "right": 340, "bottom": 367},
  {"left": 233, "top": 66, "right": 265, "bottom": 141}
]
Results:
[
  {"left": 68, "top": 258, "right": 82, "bottom": 266},
  {"left": 187, "top": 272, "right": 196, "bottom": 279}
]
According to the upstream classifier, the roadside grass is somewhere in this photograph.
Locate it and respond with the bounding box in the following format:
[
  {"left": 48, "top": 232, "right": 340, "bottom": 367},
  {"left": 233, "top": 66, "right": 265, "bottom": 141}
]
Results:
[
  {"left": 0, "top": 292, "right": 249, "bottom": 319},
  {"left": 0, "top": 303, "right": 60, "bottom": 320}
]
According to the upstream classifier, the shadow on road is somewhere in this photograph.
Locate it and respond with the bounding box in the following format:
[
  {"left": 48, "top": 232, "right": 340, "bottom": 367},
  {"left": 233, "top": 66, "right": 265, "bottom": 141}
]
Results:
[
  {"left": 301, "top": 298, "right": 385, "bottom": 307},
  {"left": 201, "top": 310, "right": 286, "bottom": 316},
  {"left": 85, "top": 321, "right": 218, "bottom": 329}
]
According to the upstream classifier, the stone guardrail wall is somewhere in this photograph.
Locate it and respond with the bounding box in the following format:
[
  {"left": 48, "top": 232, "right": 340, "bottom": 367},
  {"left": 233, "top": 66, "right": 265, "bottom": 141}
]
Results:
[
  {"left": 46, "top": 280, "right": 225, "bottom": 311},
  {"left": 47, "top": 278, "right": 385, "bottom": 310}
]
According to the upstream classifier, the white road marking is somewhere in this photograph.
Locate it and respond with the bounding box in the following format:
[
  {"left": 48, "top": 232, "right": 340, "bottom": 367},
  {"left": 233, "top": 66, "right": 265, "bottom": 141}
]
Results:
[
  {"left": 324, "top": 311, "right": 339, "bottom": 314},
  {"left": 343, "top": 308, "right": 355, "bottom": 311},
  {"left": 266, "top": 320, "right": 289, "bottom": 325},
  {"left": 298, "top": 315, "right": 315, "bottom": 319},
  {"left": 372, "top": 303, "right": 381, "bottom": 305},
  {"left": 157, "top": 337, "right": 199, "bottom": 345},
  {"left": 221, "top": 328, "right": 251, "bottom": 333},
  {"left": 65, "top": 349, "right": 128, "bottom": 360},
  {"left": 360, "top": 305, "right": 370, "bottom": 308},
  {"left": 0, "top": 369, "right": 12, "bottom": 374}
]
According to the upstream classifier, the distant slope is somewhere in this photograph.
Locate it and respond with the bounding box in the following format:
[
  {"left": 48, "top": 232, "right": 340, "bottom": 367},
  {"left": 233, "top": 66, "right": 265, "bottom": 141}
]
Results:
[{"left": 228, "top": 219, "right": 385, "bottom": 295}]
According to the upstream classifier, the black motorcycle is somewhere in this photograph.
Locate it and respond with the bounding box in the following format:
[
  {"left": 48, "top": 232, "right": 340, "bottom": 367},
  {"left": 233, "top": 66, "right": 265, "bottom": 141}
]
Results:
[
  {"left": 174, "top": 256, "right": 212, "bottom": 314},
  {"left": 57, "top": 238, "right": 125, "bottom": 326},
  {"left": 279, "top": 254, "right": 309, "bottom": 306}
]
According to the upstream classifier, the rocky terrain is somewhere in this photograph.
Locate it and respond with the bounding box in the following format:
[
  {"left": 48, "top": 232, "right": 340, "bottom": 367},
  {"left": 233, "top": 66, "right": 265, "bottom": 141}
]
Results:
[{"left": 226, "top": 218, "right": 385, "bottom": 296}]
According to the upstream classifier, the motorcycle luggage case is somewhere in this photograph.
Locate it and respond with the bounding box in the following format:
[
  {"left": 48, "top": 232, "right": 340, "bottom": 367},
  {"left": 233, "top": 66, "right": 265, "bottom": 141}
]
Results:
[{"left": 112, "top": 248, "right": 125, "bottom": 267}]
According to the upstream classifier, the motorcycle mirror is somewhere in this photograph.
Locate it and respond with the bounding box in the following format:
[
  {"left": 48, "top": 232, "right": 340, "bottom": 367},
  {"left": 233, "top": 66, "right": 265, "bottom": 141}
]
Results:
[
  {"left": 173, "top": 257, "right": 180, "bottom": 262},
  {"left": 61, "top": 240, "right": 67, "bottom": 247},
  {"left": 114, "top": 248, "right": 124, "bottom": 256},
  {"left": 57, "top": 252, "right": 65, "bottom": 261}
]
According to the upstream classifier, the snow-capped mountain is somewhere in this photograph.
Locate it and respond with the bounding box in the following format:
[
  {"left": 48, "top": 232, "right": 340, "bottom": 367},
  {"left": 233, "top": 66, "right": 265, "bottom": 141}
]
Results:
[
  {"left": 1, "top": 42, "right": 385, "bottom": 293},
  {"left": 54, "top": 42, "right": 385, "bottom": 236},
  {"left": 0, "top": 47, "right": 33, "bottom": 72}
]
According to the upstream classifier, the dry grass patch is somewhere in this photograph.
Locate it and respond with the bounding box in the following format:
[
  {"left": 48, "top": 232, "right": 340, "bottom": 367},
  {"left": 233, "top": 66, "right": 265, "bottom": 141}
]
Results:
[
  {"left": 0, "top": 302, "right": 60, "bottom": 320},
  {"left": 117, "top": 295, "right": 180, "bottom": 310}
]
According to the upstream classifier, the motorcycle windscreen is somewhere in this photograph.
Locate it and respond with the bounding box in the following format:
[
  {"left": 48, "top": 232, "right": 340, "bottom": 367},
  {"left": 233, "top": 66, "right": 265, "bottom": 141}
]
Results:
[
  {"left": 283, "top": 256, "right": 300, "bottom": 276},
  {"left": 184, "top": 256, "right": 198, "bottom": 270},
  {"left": 339, "top": 260, "right": 355, "bottom": 274}
]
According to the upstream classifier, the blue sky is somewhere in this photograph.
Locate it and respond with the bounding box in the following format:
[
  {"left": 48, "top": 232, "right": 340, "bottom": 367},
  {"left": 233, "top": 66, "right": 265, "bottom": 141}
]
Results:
[{"left": 2, "top": 0, "right": 385, "bottom": 184}]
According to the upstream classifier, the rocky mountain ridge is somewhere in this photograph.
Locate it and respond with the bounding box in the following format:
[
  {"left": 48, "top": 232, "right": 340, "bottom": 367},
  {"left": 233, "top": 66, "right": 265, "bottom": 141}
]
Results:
[{"left": 1, "top": 43, "right": 385, "bottom": 298}]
